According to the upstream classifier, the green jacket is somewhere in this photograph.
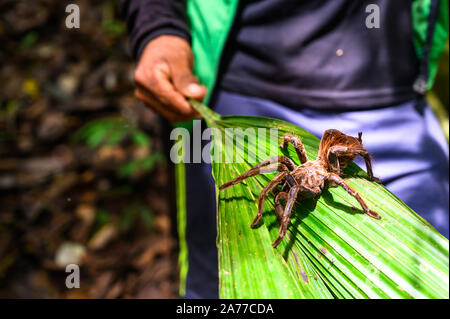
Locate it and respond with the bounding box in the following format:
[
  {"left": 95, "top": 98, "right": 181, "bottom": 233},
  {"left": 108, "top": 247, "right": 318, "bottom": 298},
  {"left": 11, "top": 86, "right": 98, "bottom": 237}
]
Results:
[{"left": 186, "top": 0, "right": 448, "bottom": 104}]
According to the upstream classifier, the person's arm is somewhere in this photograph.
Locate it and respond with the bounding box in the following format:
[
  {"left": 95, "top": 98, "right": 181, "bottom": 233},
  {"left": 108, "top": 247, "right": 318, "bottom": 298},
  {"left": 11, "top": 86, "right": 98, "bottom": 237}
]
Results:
[
  {"left": 122, "top": 0, "right": 206, "bottom": 122},
  {"left": 122, "top": 0, "right": 190, "bottom": 60}
]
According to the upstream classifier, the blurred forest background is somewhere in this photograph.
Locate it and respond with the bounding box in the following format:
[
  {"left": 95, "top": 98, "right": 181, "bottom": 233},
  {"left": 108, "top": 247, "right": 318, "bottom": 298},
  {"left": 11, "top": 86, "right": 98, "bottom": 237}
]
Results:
[
  {"left": 0, "top": 0, "right": 177, "bottom": 298},
  {"left": 0, "top": 0, "right": 448, "bottom": 298}
]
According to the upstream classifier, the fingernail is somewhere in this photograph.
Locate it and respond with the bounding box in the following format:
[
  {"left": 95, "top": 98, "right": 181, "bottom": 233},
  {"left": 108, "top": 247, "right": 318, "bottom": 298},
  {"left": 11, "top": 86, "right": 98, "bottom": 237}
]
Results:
[{"left": 187, "top": 84, "right": 203, "bottom": 95}]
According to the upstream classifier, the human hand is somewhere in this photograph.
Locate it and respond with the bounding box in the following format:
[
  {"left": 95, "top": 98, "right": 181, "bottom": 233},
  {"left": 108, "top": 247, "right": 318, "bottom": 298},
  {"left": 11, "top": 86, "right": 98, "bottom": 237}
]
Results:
[{"left": 133, "top": 35, "right": 207, "bottom": 122}]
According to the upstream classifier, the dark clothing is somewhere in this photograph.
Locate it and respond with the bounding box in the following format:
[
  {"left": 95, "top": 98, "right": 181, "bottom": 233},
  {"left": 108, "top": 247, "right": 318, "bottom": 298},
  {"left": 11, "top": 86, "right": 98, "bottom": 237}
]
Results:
[
  {"left": 221, "top": 0, "right": 420, "bottom": 109},
  {"left": 121, "top": 0, "right": 190, "bottom": 59},
  {"left": 122, "top": 0, "right": 420, "bottom": 109},
  {"left": 185, "top": 160, "right": 219, "bottom": 298}
]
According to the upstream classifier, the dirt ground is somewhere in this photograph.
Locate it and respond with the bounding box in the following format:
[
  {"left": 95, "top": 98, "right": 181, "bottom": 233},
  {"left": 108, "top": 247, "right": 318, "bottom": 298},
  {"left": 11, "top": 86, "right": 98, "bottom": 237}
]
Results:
[{"left": 0, "top": 0, "right": 179, "bottom": 298}]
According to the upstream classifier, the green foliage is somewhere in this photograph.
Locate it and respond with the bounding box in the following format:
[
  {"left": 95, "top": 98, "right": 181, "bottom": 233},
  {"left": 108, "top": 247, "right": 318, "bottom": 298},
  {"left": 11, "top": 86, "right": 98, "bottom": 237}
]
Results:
[
  {"left": 117, "top": 153, "right": 164, "bottom": 178},
  {"left": 119, "top": 202, "right": 154, "bottom": 233},
  {"left": 73, "top": 117, "right": 150, "bottom": 148},
  {"left": 73, "top": 116, "right": 163, "bottom": 178},
  {"left": 101, "top": 0, "right": 126, "bottom": 39},
  {"left": 19, "top": 31, "right": 39, "bottom": 53},
  {"left": 190, "top": 99, "right": 449, "bottom": 299},
  {"left": 102, "top": 19, "right": 126, "bottom": 38},
  {"left": 94, "top": 209, "right": 111, "bottom": 231}
]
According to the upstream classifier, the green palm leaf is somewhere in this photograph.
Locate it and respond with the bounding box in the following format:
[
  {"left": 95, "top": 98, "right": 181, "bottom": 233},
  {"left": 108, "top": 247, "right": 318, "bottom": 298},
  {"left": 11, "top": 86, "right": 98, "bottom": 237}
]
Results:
[{"left": 188, "top": 99, "right": 449, "bottom": 299}]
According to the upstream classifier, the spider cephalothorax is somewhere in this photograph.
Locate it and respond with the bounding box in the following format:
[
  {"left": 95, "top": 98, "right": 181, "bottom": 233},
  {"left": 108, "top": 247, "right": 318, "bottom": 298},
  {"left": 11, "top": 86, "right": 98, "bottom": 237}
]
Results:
[{"left": 219, "top": 129, "right": 382, "bottom": 248}]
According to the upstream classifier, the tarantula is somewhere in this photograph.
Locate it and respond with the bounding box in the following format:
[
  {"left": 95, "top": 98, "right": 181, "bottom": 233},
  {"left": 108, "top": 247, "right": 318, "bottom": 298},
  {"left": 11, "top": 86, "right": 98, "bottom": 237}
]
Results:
[{"left": 219, "top": 129, "right": 382, "bottom": 248}]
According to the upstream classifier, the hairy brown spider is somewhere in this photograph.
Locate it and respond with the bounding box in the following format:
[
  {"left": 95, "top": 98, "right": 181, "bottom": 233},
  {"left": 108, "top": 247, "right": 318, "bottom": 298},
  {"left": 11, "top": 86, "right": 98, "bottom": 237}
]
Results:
[{"left": 219, "top": 129, "right": 382, "bottom": 248}]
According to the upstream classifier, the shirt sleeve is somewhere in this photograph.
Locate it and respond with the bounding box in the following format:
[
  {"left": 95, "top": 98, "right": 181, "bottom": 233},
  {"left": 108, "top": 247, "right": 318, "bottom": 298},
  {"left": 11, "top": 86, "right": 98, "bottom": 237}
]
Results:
[{"left": 121, "top": 0, "right": 191, "bottom": 60}]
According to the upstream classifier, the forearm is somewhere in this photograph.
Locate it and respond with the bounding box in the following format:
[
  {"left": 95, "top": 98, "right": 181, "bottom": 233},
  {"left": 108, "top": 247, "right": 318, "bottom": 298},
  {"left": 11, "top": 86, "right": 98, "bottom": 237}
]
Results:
[{"left": 121, "top": 0, "right": 190, "bottom": 60}]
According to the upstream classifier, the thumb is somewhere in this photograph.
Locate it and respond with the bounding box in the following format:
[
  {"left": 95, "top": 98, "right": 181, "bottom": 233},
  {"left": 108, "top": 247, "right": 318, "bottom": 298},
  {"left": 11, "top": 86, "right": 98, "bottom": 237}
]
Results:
[{"left": 172, "top": 67, "right": 207, "bottom": 101}]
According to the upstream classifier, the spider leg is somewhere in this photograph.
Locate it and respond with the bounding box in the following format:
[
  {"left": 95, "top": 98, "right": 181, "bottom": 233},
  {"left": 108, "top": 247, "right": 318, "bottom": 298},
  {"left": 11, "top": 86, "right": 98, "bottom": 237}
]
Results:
[
  {"left": 327, "top": 173, "right": 381, "bottom": 219},
  {"left": 261, "top": 155, "right": 296, "bottom": 171},
  {"left": 281, "top": 180, "right": 289, "bottom": 192},
  {"left": 328, "top": 146, "right": 382, "bottom": 183},
  {"left": 359, "top": 151, "right": 382, "bottom": 183},
  {"left": 280, "top": 134, "right": 308, "bottom": 164},
  {"left": 327, "top": 145, "right": 345, "bottom": 175},
  {"left": 272, "top": 185, "right": 300, "bottom": 248},
  {"left": 251, "top": 170, "right": 288, "bottom": 228},
  {"left": 247, "top": 155, "right": 296, "bottom": 171},
  {"left": 219, "top": 156, "right": 295, "bottom": 190},
  {"left": 356, "top": 132, "right": 381, "bottom": 183},
  {"left": 274, "top": 191, "right": 289, "bottom": 222}
]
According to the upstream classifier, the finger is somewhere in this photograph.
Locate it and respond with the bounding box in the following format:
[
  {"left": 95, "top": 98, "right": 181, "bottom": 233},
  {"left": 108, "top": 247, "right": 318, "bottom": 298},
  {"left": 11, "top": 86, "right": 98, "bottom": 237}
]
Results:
[
  {"left": 152, "top": 64, "right": 203, "bottom": 118},
  {"left": 140, "top": 62, "right": 199, "bottom": 117},
  {"left": 171, "top": 63, "right": 207, "bottom": 101},
  {"left": 135, "top": 88, "right": 189, "bottom": 123},
  {"left": 135, "top": 88, "right": 180, "bottom": 122},
  {"left": 135, "top": 81, "right": 200, "bottom": 121}
]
